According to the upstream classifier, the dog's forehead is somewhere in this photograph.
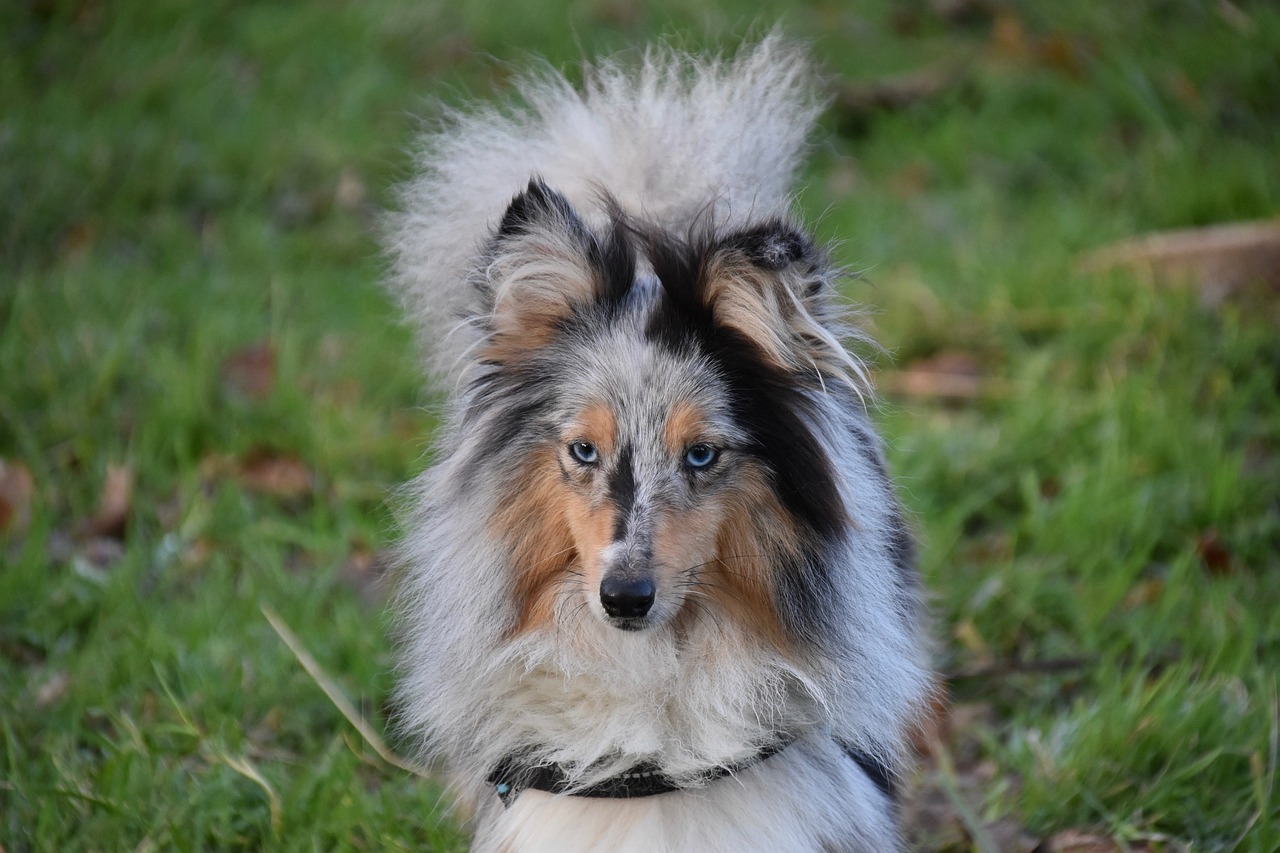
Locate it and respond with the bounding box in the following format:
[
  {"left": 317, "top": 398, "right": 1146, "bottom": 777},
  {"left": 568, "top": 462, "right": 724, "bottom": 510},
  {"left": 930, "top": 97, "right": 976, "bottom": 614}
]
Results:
[{"left": 559, "top": 304, "right": 726, "bottom": 445}]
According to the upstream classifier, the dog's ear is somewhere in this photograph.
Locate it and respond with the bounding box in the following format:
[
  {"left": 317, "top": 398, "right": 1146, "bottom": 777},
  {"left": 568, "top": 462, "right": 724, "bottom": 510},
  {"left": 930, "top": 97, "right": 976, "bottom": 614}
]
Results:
[
  {"left": 495, "top": 179, "right": 586, "bottom": 242},
  {"left": 701, "top": 222, "right": 864, "bottom": 390},
  {"left": 480, "top": 180, "right": 602, "bottom": 362}
]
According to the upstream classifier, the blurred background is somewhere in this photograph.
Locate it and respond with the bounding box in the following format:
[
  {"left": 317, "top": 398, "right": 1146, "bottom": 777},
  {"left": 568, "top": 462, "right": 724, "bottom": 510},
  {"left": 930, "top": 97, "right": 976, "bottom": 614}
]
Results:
[{"left": 2, "top": 1, "right": 1277, "bottom": 849}]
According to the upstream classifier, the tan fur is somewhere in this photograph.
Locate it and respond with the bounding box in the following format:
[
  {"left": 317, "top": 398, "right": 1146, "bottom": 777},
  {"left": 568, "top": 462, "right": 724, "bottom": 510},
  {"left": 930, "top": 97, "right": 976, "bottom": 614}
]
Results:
[
  {"left": 484, "top": 234, "right": 598, "bottom": 366},
  {"left": 557, "top": 407, "right": 621, "bottom": 606},
  {"left": 701, "top": 256, "right": 800, "bottom": 374},
  {"left": 702, "top": 253, "right": 865, "bottom": 392},
  {"left": 497, "top": 448, "right": 579, "bottom": 634},
  {"left": 652, "top": 502, "right": 721, "bottom": 628},
  {"left": 708, "top": 466, "right": 804, "bottom": 647},
  {"left": 663, "top": 399, "right": 706, "bottom": 456},
  {"left": 561, "top": 491, "right": 616, "bottom": 611},
  {"left": 573, "top": 404, "right": 618, "bottom": 457}
]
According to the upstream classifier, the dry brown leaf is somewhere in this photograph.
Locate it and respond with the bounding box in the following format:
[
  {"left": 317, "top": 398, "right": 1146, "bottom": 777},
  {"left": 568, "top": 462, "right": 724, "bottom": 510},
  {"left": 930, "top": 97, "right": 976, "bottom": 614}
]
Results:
[
  {"left": 237, "top": 449, "right": 313, "bottom": 499},
  {"left": 991, "top": 12, "right": 1031, "bottom": 59},
  {"left": 881, "top": 350, "right": 993, "bottom": 400},
  {"left": 0, "top": 458, "right": 35, "bottom": 536},
  {"left": 85, "top": 464, "right": 133, "bottom": 539},
  {"left": 902, "top": 754, "right": 1035, "bottom": 852},
  {"left": 339, "top": 547, "right": 394, "bottom": 605},
  {"left": 220, "top": 342, "right": 277, "bottom": 401},
  {"left": 1195, "top": 529, "right": 1234, "bottom": 576},
  {"left": 988, "top": 13, "right": 1090, "bottom": 78},
  {"left": 1079, "top": 220, "right": 1280, "bottom": 305},
  {"left": 983, "top": 817, "right": 1038, "bottom": 853},
  {"left": 60, "top": 220, "right": 97, "bottom": 262},
  {"left": 1037, "top": 32, "right": 1087, "bottom": 79}
]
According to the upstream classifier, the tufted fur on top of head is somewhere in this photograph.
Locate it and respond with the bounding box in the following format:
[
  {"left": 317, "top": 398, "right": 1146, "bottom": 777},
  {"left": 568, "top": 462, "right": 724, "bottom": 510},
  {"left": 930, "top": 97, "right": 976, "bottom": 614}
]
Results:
[{"left": 385, "top": 34, "right": 827, "bottom": 387}]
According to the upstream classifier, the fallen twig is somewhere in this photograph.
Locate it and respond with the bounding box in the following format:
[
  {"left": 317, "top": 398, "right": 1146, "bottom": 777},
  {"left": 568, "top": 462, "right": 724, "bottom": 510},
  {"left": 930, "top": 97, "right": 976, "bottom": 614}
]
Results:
[{"left": 1078, "top": 219, "right": 1280, "bottom": 305}]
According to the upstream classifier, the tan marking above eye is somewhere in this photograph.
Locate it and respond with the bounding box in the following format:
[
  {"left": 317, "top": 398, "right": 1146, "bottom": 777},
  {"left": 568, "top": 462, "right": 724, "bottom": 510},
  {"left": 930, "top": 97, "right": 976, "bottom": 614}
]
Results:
[
  {"left": 564, "top": 403, "right": 617, "bottom": 458},
  {"left": 664, "top": 400, "right": 710, "bottom": 457}
]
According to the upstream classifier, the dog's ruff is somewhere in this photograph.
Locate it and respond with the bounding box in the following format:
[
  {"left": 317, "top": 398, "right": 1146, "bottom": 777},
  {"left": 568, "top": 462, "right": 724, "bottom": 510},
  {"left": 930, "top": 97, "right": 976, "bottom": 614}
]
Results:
[{"left": 387, "top": 36, "right": 929, "bottom": 852}]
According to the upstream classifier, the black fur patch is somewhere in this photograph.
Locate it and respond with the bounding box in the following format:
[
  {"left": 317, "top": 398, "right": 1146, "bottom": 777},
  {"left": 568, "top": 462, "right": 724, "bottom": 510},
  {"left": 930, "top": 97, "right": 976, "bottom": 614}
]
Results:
[
  {"left": 608, "top": 444, "right": 637, "bottom": 541},
  {"left": 589, "top": 222, "right": 638, "bottom": 311},
  {"left": 719, "top": 220, "right": 814, "bottom": 272},
  {"left": 496, "top": 178, "right": 584, "bottom": 240},
  {"left": 773, "top": 549, "right": 844, "bottom": 647},
  {"left": 457, "top": 359, "right": 560, "bottom": 489}
]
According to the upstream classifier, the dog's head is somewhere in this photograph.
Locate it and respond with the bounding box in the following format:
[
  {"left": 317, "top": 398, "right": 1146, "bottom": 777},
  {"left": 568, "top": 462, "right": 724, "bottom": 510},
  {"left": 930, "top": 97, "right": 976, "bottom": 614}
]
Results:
[{"left": 464, "top": 180, "right": 868, "bottom": 638}]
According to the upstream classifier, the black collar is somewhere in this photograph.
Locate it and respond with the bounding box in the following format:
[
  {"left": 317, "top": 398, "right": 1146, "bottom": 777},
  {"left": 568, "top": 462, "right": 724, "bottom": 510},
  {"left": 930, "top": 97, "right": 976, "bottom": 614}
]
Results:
[
  {"left": 487, "top": 739, "right": 893, "bottom": 806},
  {"left": 488, "top": 740, "right": 791, "bottom": 806}
]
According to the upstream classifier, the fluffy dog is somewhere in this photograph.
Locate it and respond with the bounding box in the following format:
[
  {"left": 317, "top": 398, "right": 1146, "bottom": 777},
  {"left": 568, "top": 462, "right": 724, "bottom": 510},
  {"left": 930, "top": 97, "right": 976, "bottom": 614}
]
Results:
[{"left": 386, "top": 36, "right": 929, "bottom": 852}]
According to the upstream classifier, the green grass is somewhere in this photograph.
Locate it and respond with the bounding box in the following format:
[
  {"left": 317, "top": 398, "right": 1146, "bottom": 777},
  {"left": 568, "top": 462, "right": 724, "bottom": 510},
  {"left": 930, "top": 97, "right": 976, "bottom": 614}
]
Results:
[{"left": 2, "top": 0, "right": 1278, "bottom": 849}]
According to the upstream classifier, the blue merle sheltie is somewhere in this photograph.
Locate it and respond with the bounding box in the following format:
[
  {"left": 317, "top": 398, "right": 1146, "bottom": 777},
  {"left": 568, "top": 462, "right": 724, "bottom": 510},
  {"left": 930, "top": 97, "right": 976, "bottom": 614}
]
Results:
[{"left": 385, "top": 35, "right": 930, "bottom": 852}]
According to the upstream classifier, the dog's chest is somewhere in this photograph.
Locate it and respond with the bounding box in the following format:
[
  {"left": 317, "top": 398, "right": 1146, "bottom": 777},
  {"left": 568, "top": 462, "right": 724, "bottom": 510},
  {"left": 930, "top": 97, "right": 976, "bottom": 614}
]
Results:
[{"left": 492, "top": 628, "right": 813, "bottom": 777}]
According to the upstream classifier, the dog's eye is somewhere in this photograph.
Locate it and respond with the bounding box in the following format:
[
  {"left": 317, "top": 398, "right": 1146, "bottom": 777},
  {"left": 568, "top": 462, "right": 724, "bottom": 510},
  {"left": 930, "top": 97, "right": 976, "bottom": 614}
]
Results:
[
  {"left": 684, "top": 444, "right": 719, "bottom": 470},
  {"left": 568, "top": 441, "right": 599, "bottom": 465}
]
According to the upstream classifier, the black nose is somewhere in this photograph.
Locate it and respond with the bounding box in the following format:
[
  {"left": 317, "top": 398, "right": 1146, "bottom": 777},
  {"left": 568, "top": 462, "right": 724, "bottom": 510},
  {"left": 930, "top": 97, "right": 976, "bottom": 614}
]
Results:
[{"left": 599, "top": 576, "right": 655, "bottom": 619}]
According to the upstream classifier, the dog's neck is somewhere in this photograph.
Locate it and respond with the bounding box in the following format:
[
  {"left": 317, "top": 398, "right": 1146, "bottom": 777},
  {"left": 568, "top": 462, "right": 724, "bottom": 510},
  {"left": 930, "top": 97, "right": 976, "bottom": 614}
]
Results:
[{"left": 479, "top": 603, "right": 827, "bottom": 790}]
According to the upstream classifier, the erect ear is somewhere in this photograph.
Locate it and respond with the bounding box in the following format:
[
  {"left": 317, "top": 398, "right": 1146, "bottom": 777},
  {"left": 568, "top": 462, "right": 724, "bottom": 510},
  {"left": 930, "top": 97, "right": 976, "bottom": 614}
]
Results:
[
  {"left": 480, "top": 179, "right": 602, "bottom": 362},
  {"left": 495, "top": 178, "right": 587, "bottom": 241},
  {"left": 702, "top": 221, "right": 864, "bottom": 389}
]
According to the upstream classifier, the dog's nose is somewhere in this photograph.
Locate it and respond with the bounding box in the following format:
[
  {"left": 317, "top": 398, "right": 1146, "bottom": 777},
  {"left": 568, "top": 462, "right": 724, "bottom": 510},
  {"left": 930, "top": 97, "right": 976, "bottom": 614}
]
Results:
[{"left": 599, "top": 576, "right": 655, "bottom": 619}]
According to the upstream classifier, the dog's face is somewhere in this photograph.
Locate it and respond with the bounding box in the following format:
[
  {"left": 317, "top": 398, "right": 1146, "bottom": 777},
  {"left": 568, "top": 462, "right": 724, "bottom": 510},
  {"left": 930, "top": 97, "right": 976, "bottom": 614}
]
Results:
[
  {"left": 523, "top": 333, "right": 769, "bottom": 634},
  {"left": 474, "top": 181, "right": 859, "bottom": 638}
]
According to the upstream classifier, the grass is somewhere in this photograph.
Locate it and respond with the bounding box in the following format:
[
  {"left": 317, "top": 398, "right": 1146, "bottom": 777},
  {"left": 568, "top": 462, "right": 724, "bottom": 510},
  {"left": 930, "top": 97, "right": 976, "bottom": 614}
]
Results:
[{"left": 2, "top": 0, "right": 1277, "bottom": 849}]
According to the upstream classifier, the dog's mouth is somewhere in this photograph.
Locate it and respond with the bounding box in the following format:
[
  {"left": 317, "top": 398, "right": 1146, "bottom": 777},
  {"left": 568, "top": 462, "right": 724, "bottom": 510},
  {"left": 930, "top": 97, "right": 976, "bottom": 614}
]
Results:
[{"left": 605, "top": 615, "right": 653, "bottom": 632}]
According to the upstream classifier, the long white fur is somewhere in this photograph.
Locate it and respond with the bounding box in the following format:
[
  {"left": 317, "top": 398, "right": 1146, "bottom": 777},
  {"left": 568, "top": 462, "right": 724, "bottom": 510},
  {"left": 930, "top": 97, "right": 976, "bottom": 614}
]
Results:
[
  {"left": 387, "top": 34, "right": 822, "bottom": 385},
  {"left": 389, "top": 37, "right": 928, "bottom": 853}
]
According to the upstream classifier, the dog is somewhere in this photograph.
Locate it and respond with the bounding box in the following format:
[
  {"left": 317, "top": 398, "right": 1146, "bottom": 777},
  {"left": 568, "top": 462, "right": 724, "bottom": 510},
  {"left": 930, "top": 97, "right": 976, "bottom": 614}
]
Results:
[{"left": 385, "top": 36, "right": 929, "bottom": 852}]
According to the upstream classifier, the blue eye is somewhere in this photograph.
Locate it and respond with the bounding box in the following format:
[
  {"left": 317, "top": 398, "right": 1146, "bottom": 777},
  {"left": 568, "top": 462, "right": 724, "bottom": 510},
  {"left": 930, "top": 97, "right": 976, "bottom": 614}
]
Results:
[
  {"left": 568, "top": 441, "right": 599, "bottom": 465},
  {"left": 684, "top": 444, "right": 719, "bottom": 469}
]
